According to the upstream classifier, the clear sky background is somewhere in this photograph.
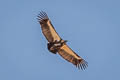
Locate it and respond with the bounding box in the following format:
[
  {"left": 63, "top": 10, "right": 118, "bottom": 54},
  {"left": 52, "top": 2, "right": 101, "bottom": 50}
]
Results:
[{"left": 0, "top": 0, "right": 120, "bottom": 80}]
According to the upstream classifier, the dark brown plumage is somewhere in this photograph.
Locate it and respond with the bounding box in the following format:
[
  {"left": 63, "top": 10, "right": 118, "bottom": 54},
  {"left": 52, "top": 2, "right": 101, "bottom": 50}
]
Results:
[{"left": 37, "top": 11, "right": 88, "bottom": 70}]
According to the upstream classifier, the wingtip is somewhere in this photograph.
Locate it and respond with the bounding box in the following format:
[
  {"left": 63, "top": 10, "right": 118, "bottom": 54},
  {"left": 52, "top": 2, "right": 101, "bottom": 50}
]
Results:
[
  {"left": 37, "top": 11, "right": 49, "bottom": 22},
  {"left": 76, "top": 59, "right": 88, "bottom": 70}
]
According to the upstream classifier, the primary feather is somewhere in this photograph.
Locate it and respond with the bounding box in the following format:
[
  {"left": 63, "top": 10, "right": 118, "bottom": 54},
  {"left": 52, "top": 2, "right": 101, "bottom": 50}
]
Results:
[{"left": 38, "top": 11, "right": 88, "bottom": 70}]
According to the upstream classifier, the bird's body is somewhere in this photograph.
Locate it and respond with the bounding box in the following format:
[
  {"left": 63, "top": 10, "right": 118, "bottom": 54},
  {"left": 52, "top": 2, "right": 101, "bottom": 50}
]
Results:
[{"left": 37, "top": 11, "right": 88, "bottom": 70}]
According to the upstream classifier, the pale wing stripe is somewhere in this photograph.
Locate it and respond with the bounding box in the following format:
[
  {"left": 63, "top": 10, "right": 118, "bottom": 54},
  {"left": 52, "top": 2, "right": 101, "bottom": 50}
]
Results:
[
  {"left": 59, "top": 45, "right": 81, "bottom": 59},
  {"left": 59, "top": 49, "right": 75, "bottom": 63},
  {"left": 47, "top": 20, "right": 61, "bottom": 42}
]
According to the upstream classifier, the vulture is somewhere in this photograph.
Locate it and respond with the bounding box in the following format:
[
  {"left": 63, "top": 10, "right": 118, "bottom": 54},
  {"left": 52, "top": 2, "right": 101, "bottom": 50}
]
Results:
[{"left": 37, "top": 11, "right": 88, "bottom": 70}]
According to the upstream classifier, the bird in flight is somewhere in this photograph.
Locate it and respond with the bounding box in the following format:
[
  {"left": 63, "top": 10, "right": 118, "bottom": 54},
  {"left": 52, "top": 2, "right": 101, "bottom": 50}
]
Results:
[{"left": 37, "top": 11, "right": 88, "bottom": 70}]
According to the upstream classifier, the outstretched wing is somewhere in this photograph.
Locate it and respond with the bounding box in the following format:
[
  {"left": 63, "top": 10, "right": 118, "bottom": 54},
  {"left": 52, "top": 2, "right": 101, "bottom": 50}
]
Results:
[
  {"left": 37, "top": 11, "right": 61, "bottom": 42},
  {"left": 58, "top": 44, "right": 88, "bottom": 69}
]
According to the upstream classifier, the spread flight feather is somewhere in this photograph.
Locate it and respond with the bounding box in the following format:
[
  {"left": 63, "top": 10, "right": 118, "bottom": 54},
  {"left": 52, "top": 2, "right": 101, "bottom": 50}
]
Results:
[{"left": 37, "top": 11, "right": 88, "bottom": 70}]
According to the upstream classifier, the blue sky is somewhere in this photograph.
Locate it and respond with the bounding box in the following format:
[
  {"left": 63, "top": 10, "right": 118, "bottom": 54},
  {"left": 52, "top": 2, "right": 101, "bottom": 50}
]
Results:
[{"left": 0, "top": 0, "right": 120, "bottom": 80}]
